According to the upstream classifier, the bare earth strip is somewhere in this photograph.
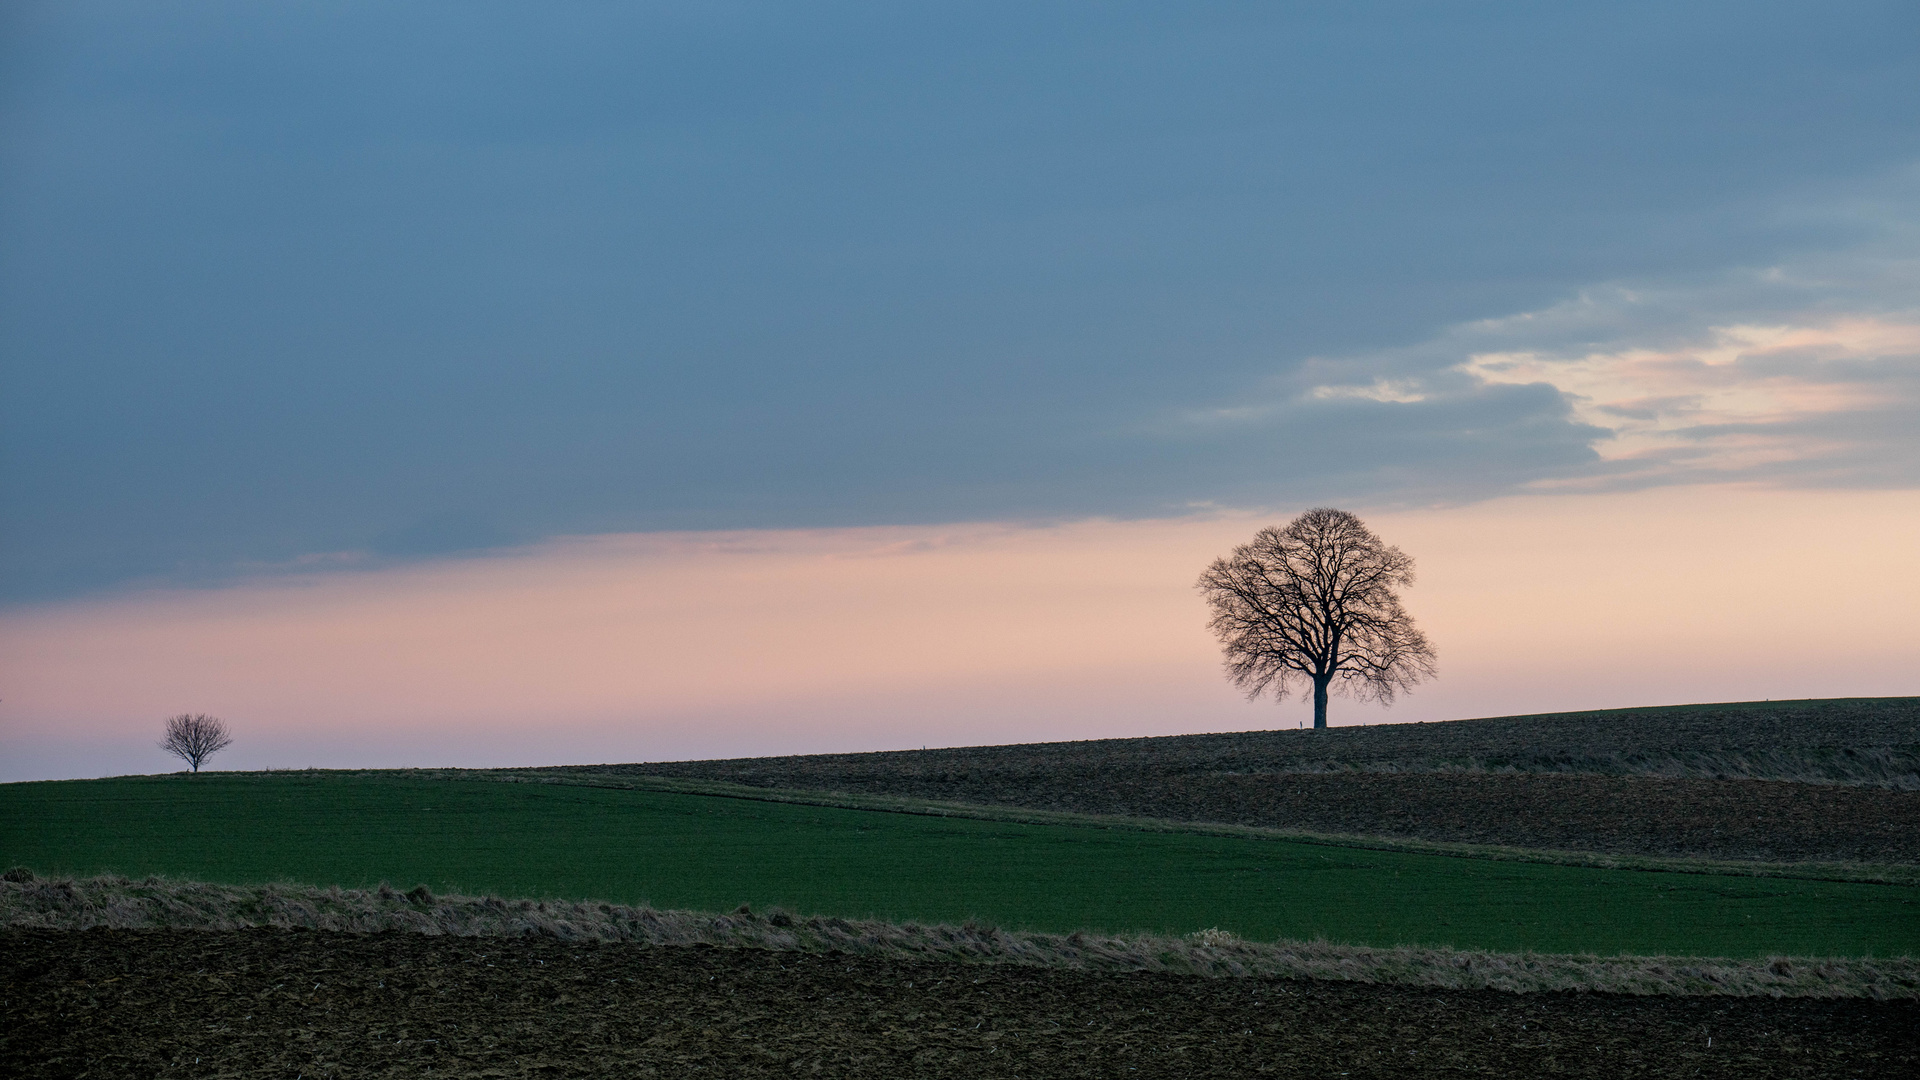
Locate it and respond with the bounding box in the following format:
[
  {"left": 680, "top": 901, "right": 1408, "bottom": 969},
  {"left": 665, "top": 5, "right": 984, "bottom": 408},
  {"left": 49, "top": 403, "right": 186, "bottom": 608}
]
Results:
[{"left": 6, "top": 930, "right": 1916, "bottom": 1079}]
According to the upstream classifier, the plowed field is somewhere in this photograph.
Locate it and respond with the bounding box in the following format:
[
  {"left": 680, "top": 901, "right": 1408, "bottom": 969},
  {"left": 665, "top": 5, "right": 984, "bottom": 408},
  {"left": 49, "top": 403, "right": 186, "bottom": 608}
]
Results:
[
  {"left": 592, "top": 765, "right": 1920, "bottom": 864},
  {"left": 689, "top": 771, "right": 1918, "bottom": 864},
  {"left": 594, "top": 699, "right": 1920, "bottom": 863},
  {"left": 6, "top": 930, "right": 1915, "bottom": 1079}
]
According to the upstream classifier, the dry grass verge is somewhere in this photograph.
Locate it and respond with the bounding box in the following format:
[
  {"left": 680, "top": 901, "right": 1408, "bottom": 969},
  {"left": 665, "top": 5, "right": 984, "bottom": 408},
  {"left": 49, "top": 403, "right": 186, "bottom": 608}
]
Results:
[{"left": 5, "top": 870, "right": 1913, "bottom": 1000}]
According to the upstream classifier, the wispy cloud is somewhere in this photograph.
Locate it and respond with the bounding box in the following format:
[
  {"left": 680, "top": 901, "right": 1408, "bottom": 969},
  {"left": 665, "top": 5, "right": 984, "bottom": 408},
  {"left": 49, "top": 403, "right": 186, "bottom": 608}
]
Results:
[
  {"left": 1308, "top": 379, "right": 1431, "bottom": 405},
  {"left": 1462, "top": 314, "right": 1920, "bottom": 488}
]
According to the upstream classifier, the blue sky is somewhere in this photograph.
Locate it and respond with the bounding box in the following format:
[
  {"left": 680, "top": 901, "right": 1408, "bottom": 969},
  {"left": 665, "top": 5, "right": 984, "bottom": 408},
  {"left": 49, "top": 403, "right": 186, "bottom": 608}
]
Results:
[{"left": 4, "top": 1, "right": 1919, "bottom": 602}]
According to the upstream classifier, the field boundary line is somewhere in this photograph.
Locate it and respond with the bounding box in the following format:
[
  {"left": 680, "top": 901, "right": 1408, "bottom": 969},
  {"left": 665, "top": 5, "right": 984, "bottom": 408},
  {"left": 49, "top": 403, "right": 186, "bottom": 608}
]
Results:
[{"left": 434, "top": 767, "right": 1920, "bottom": 886}]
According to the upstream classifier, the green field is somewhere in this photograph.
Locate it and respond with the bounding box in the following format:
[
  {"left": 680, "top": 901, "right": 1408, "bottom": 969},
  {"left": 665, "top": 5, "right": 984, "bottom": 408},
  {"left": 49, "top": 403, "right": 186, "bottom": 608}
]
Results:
[{"left": 4, "top": 771, "right": 1915, "bottom": 958}]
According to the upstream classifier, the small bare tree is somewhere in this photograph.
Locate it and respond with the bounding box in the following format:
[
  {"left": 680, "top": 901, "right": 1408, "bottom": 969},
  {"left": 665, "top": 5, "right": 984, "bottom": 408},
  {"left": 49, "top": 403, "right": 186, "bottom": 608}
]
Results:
[
  {"left": 160, "top": 713, "right": 234, "bottom": 772},
  {"left": 1198, "top": 508, "right": 1436, "bottom": 729}
]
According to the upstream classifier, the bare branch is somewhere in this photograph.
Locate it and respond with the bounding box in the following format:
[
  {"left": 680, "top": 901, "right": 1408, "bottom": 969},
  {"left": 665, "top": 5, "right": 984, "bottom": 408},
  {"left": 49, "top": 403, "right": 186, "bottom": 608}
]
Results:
[{"left": 159, "top": 713, "right": 234, "bottom": 773}]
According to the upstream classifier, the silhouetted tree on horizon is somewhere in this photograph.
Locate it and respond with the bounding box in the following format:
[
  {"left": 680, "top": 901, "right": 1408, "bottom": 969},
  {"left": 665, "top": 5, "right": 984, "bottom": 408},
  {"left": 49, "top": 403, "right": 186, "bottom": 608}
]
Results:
[
  {"left": 160, "top": 713, "right": 233, "bottom": 772},
  {"left": 1198, "top": 508, "right": 1436, "bottom": 729}
]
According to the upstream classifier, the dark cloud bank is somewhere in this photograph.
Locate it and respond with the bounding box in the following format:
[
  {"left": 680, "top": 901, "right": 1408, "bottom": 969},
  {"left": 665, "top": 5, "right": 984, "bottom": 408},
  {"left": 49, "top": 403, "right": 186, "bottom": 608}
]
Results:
[{"left": 3, "top": 1, "right": 1918, "bottom": 601}]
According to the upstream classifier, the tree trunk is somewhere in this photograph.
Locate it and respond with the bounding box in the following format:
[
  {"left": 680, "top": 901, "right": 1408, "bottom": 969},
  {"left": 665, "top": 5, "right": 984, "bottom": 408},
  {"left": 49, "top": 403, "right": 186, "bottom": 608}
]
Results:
[{"left": 1312, "top": 676, "right": 1329, "bottom": 729}]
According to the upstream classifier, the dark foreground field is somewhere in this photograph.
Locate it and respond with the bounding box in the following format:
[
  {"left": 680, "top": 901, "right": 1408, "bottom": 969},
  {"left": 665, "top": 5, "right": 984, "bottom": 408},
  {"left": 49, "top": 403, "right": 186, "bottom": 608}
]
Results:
[{"left": 5, "top": 930, "right": 1915, "bottom": 1079}]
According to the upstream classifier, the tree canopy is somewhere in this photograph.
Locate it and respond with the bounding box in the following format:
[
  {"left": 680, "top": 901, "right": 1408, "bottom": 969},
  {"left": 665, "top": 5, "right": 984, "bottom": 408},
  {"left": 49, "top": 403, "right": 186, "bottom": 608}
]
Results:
[
  {"left": 160, "top": 713, "right": 234, "bottom": 772},
  {"left": 1198, "top": 508, "right": 1435, "bottom": 728}
]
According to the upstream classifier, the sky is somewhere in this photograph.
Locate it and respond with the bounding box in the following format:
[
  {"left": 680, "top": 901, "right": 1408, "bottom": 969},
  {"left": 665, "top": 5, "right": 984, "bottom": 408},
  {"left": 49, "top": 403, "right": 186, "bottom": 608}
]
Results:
[{"left": 3, "top": 2, "right": 1918, "bottom": 780}]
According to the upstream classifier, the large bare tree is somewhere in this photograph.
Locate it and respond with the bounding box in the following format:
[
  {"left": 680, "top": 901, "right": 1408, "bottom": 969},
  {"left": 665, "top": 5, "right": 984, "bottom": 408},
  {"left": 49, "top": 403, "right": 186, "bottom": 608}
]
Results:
[
  {"left": 160, "top": 713, "right": 234, "bottom": 772},
  {"left": 1198, "top": 508, "right": 1436, "bottom": 729}
]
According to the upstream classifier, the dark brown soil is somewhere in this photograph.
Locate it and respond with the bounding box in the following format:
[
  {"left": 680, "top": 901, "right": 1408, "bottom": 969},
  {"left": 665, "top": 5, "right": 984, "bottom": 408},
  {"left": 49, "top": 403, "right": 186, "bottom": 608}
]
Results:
[
  {"left": 5, "top": 930, "right": 1914, "bottom": 1079},
  {"left": 571, "top": 698, "right": 1920, "bottom": 863},
  {"left": 1160, "top": 773, "right": 1918, "bottom": 863}
]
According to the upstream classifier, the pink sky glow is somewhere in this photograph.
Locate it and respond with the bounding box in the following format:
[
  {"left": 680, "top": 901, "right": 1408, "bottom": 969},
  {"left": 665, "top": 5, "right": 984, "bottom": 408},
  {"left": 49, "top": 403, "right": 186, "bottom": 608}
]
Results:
[{"left": 2, "top": 484, "right": 1916, "bottom": 781}]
